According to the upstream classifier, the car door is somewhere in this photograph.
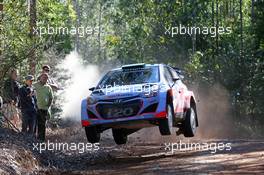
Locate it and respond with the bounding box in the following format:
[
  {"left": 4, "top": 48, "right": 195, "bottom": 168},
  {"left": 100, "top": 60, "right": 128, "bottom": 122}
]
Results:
[
  {"left": 163, "top": 66, "right": 179, "bottom": 114},
  {"left": 168, "top": 67, "right": 185, "bottom": 117}
]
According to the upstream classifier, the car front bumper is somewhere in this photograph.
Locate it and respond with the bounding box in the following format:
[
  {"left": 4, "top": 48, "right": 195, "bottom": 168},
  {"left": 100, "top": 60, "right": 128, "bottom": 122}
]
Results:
[{"left": 81, "top": 110, "right": 166, "bottom": 127}]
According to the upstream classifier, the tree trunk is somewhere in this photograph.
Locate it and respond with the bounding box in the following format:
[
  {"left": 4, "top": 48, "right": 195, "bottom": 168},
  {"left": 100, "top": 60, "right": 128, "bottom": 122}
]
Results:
[
  {"left": 0, "top": 1, "right": 4, "bottom": 81},
  {"left": 251, "top": 0, "right": 254, "bottom": 24},
  {"left": 216, "top": 0, "right": 219, "bottom": 56},
  {"left": 211, "top": 0, "right": 215, "bottom": 71},
  {"left": 0, "top": 1, "right": 3, "bottom": 56},
  {"left": 29, "top": 0, "right": 37, "bottom": 75},
  {"left": 239, "top": 0, "right": 243, "bottom": 59},
  {"left": 73, "top": 0, "right": 80, "bottom": 52},
  {"left": 232, "top": 0, "right": 235, "bottom": 17},
  {"left": 98, "top": 1, "right": 102, "bottom": 61}
]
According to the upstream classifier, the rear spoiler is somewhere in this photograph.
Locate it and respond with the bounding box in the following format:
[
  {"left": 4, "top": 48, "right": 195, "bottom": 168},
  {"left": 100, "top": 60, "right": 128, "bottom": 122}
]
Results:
[
  {"left": 122, "top": 63, "right": 145, "bottom": 70},
  {"left": 122, "top": 63, "right": 145, "bottom": 71}
]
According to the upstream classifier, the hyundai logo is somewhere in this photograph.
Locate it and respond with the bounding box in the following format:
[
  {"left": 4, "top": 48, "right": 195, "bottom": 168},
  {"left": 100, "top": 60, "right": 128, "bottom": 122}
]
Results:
[{"left": 113, "top": 99, "right": 123, "bottom": 104}]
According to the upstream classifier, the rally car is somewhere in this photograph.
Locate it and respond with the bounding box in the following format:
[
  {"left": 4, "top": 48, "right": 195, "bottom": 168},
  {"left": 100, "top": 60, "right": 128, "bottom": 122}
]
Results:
[{"left": 81, "top": 63, "right": 198, "bottom": 144}]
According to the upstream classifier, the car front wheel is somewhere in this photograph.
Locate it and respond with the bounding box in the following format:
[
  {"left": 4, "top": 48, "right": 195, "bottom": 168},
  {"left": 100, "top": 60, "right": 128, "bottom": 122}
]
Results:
[
  {"left": 85, "top": 126, "right": 101, "bottom": 143},
  {"left": 183, "top": 107, "right": 197, "bottom": 137},
  {"left": 112, "top": 129, "right": 128, "bottom": 145},
  {"left": 159, "top": 103, "right": 174, "bottom": 135}
]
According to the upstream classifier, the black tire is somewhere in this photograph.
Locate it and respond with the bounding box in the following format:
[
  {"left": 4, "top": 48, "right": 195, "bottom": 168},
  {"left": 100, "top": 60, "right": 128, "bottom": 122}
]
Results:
[
  {"left": 85, "top": 126, "right": 101, "bottom": 143},
  {"left": 159, "top": 103, "right": 174, "bottom": 135},
  {"left": 112, "top": 129, "right": 127, "bottom": 145},
  {"left": 183, "top": 107, "right": 197, "bottom": 137}
]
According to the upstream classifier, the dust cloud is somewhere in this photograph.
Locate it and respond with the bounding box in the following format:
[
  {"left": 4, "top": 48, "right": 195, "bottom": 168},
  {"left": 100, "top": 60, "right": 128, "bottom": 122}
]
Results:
[
  {"left": 131, "top": 83, "right": 236, "bottom": 142},
  {"left": 194, "top": 83, "right": 236, "bottom": 139},
  {"left": 57, "top": 51, "right": 100, "bottom": 121}
]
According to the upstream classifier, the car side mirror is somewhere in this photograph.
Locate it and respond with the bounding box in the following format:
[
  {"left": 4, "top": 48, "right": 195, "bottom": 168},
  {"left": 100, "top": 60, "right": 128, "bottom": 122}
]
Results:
[
  {"left": 173, "top": 77, "right": 180, "bottom": 82},
  {"left": 89, "top": 87, "right": 95, "bottom": 91}
]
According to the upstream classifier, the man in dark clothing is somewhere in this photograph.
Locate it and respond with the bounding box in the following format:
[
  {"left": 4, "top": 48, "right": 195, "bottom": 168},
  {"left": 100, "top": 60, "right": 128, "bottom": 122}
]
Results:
[
  {"left": 1, "top": 68, "right": 20, "bottom": 127},
  {"left": 2, "top": 69, "right": 20, "bottom": 104},
  {"left": 19, "top": 75, "right": 37, "bottom": 134}
]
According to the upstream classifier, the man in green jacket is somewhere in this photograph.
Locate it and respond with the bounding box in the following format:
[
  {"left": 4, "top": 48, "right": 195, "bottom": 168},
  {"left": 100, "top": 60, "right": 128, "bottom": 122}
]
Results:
[{"left": 34, "top": 73, "right": 53, "bottom": 141}]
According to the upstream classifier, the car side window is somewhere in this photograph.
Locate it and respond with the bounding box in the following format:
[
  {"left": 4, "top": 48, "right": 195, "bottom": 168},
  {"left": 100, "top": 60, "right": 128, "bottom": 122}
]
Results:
[{"left": 164, "top": 67, "right": 173, "bottom": 85}]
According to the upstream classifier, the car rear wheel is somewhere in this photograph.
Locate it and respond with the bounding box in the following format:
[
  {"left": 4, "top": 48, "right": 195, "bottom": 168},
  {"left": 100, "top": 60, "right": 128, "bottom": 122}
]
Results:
[
  {"left": 183, "top": 107, "right": 197, "bottom": 137},
  {"left": 159, "top": 103, "right": 174, "bottom": 135},
  {"left": 112, "top": 129, "right": 128, "bottom": 145},
  {"left": 85, "top": 126, "right": 101, "bottom": 143}
]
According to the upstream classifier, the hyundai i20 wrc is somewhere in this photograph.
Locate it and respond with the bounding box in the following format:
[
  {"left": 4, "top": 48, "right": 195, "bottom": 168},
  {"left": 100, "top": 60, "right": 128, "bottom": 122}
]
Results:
[{"left": 81, "top": 63, "right": 198, "bottom": 144}]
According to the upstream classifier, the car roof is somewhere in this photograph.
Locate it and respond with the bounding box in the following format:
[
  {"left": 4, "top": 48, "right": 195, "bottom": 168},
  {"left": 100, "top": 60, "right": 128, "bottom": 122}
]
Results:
[{"left": 111, "top": 63, "right": 163, "bottom": 71}]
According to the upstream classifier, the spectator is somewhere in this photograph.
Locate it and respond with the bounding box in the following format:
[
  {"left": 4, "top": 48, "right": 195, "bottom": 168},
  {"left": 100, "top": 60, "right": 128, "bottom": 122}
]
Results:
[
  {"left": 0, "top": 96, "right": 3, "bottom": 109},
  {"left": 19, "top": 75, "right": 37, "bottom": 134},
  {"left": 34, "top": 73, "right": 53, "bottom": 141},
  {"left": 0, "top": 96, "right": 3, "bottom": 127},
  {"left": 38, "top": 65, "right": 60, "bottom": 91},
  {"left": 1, "top": 68, "right": 20, "bottom": 127}
]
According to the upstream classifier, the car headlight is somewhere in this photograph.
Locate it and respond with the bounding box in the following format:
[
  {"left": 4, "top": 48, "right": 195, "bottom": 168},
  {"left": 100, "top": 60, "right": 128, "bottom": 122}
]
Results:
[
  {"left": 87, "top": 96, "right": 97, "bottom": 105},
  {"left": 142, "top": 91, "right": 158, "bottom": 98}
]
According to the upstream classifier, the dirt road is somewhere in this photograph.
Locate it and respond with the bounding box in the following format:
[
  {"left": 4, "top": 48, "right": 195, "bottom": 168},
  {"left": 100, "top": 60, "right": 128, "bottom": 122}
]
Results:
[
  {"left": 36, "top": 127, "right": 264, "bottom": 175},
  {"left": 1, "top": 126, "right": 264, "bottom": 174}
]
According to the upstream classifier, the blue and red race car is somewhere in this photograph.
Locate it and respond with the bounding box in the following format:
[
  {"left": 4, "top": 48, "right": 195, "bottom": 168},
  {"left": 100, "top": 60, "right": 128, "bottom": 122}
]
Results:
[{"left": 81, "top": 63, "right": 198, "bottom": 144}]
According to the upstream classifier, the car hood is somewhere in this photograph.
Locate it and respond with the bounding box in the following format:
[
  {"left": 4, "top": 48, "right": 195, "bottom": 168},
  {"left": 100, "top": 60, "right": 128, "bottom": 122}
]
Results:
[{"left": 91, "top": 83, "right": 160, "bottom": 99}]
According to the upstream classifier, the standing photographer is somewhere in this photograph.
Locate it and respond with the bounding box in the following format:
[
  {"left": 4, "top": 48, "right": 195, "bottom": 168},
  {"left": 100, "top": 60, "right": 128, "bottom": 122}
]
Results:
[{"left": 19, "top": 75, "right": 37, "bottom": 134}]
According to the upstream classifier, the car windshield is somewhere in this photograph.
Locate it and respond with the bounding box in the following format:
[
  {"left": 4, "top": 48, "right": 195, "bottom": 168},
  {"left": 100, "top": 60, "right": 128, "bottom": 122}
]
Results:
[{"left": 98, "top": 66, "right": 160, "bottom": 87}]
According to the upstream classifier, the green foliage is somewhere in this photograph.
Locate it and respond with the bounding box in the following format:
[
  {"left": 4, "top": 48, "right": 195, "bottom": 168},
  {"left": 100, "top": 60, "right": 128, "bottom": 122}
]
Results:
[
  {"left": 0, "top": 0, "right": 263, "bottom": 126},
  {"left": 0, "top": 0, "right": 75, "bottom": 82}
]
